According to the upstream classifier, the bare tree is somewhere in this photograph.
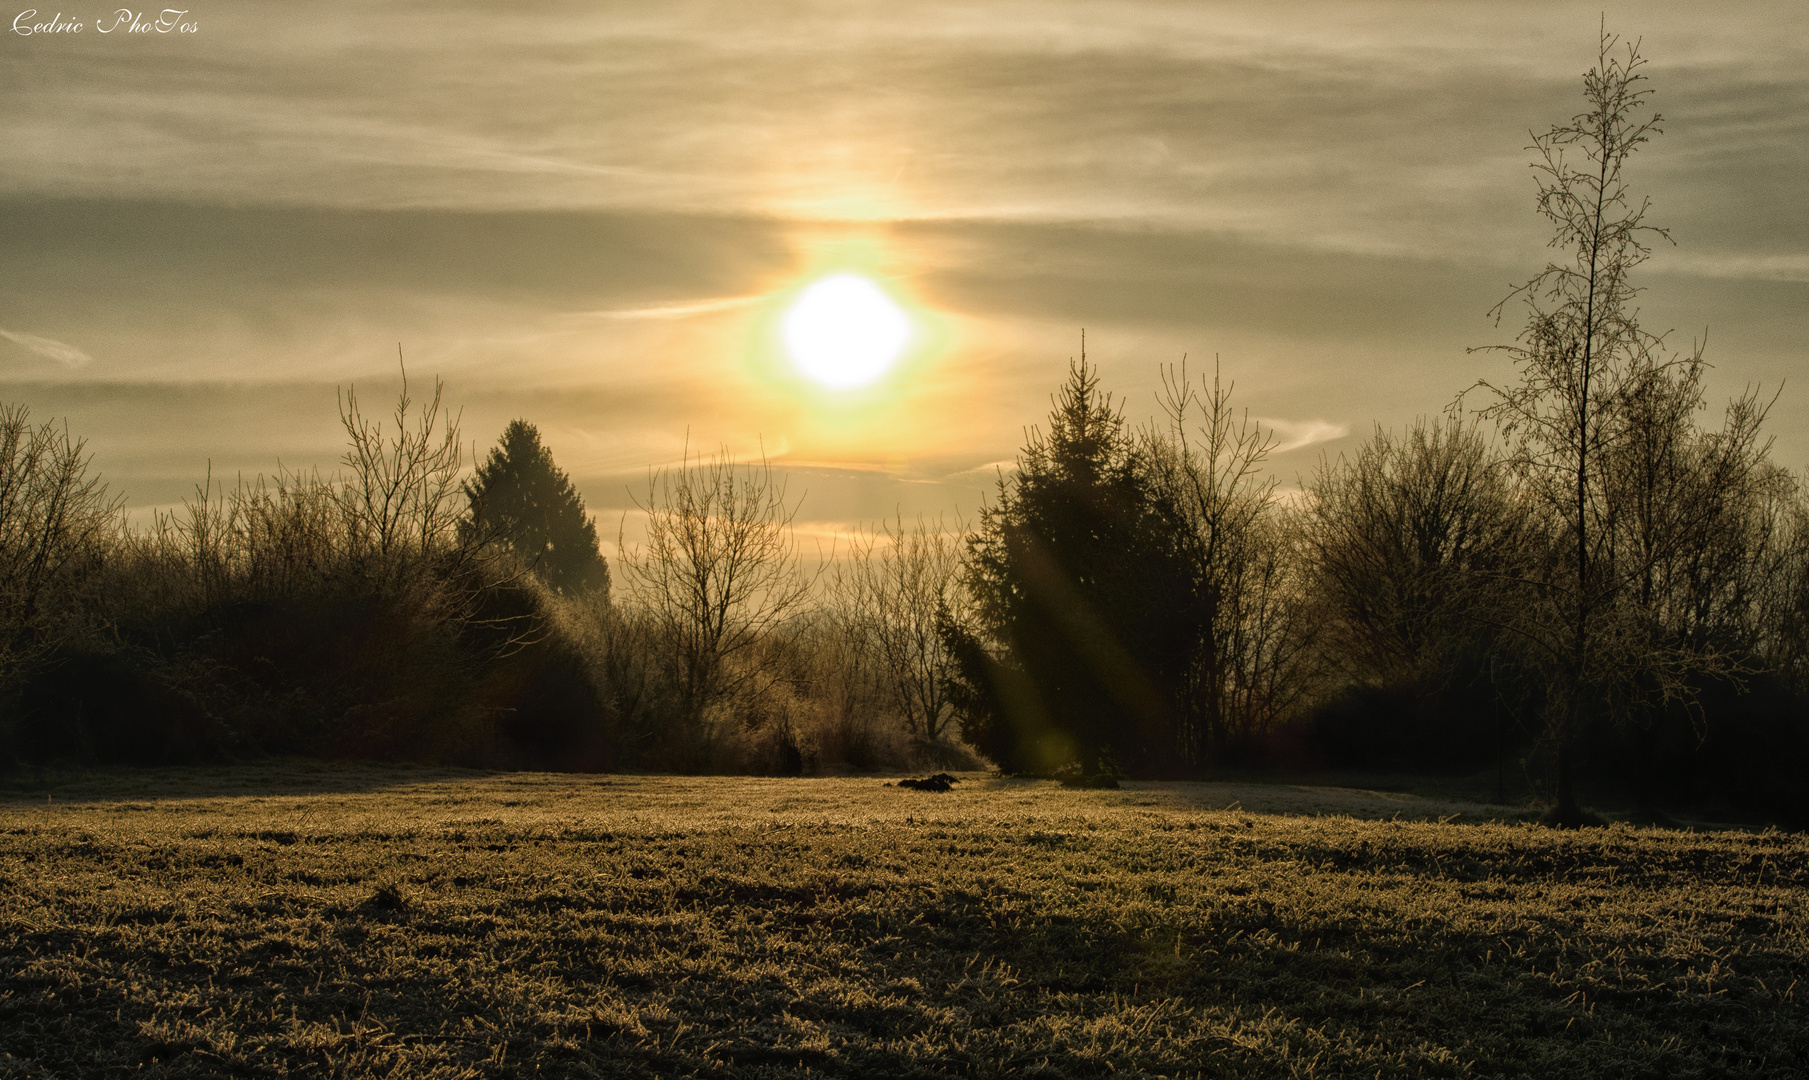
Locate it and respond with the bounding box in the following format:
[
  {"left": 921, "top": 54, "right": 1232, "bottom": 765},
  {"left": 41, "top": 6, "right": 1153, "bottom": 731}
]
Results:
[
  {"left": 338, "top": 356, "right": 466, "bottom": 573},
  {"left": 1144, "top": 360, "right": 1316, "bottom": 762},
  {"left": 619, "top": 445, "right": 815, "bottom": 762},
  {"left": 329, "top": 359, "right": 542, "bottom": 655},
  {"left": 1303, "top": 414, "right": 1534, "bottom": 692},
  {"left": 1472, "top": 28, "right": 1740, "bottom": 820},
  {"left": 171, "top": 464, "right": 346, "bottom": 609},
  {"left": 0, "top": 403, "right": 121, "bottom": 692},
  {"left": 135, "top": 364, "right": 528, "bottom": 659},
  {"left": 831, "top": 513, "right": 968, "bottom": 745},
  {"left": 791, "top": 600, "right": 890, "bottom": 770},
  {"left": 1604, "top": 363, "right": 1786, "bottom": 663},
  {"left": 1761, "top": 478, "right": 1809, "bottom": 695}
]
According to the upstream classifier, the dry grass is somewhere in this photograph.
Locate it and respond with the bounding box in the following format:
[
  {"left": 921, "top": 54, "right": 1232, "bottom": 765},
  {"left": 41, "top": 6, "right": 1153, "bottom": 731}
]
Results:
[{"left": 1, "top": 765, "right": 1803, "bottom": 1078}]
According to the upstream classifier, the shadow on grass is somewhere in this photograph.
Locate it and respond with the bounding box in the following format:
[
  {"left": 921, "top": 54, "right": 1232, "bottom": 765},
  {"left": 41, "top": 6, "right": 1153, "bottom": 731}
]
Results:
[{"left": 0, "top": 759, "right": 504, "bottom": 803}]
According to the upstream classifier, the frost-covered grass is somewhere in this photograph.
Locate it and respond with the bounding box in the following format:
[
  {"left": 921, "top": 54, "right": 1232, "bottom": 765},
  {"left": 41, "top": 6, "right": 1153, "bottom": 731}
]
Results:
[{"left": 1, "top": 766, "right": 1803, "bottom": 1077}]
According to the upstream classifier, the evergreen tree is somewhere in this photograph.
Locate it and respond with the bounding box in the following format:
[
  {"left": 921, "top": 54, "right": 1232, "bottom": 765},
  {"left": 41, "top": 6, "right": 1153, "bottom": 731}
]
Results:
[
  {"left": 462, "top": 420, "right": 609, "bottom": 597},
  {"left": 952, "top": 359, "right": 1194, "bottom": 777}
]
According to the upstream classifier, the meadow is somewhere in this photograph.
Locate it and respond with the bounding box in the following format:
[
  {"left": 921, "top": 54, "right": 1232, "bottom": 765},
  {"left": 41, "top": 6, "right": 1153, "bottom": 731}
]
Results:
[{"left": 1, "top": 766, "right": 1803, "bottom": 1078}]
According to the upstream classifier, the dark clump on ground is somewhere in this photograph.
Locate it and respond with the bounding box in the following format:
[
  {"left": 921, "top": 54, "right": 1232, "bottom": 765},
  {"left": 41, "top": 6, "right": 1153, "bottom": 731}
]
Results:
[
  {"left": 893, "top": 772, "right": 960, "bottom": 791},
  {"left": 1060, "top": 773, "right": 1121, "bottom": 789}
]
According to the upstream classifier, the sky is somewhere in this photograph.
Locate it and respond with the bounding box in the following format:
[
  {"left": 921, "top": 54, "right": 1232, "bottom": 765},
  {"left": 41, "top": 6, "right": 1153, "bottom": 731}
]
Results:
[{"left": 3, "top": 1, "right": 1806, "bottom": 551}]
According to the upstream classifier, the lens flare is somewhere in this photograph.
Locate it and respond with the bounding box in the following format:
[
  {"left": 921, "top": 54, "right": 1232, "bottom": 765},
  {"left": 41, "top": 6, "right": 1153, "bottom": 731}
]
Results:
[{"left": 782, "top": 273, "right": 912, "bottom": 389}]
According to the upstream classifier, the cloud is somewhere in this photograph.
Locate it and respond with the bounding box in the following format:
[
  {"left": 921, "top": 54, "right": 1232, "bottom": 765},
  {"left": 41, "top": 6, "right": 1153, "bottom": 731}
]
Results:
[
  {"left": 1254, "top": 417, "right": 1349, "bottom": 454},
  {"left": 583, "top": 296, "right": 765, "bottom": 321},
  {"left": 2, "top": 3, "right": 1805, "bottom": 496},
  {"left": 939, "top": 460, "right": 1017, "bottom": 484},
  {"left": 1650, "top": 252, "right": 1809, "bottom": 283},
  {"left": 4, "top": 1, "right": 1803, "bottom": 267},
  {"left": 0, "top": 329, "right": 91, "bottom": 367}
]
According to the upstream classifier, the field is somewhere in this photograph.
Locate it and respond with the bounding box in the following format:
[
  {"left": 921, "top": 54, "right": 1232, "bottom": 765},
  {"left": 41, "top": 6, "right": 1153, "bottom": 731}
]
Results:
[{"left": 1, "top": 766, "right": 1803, "bottom": 1078}]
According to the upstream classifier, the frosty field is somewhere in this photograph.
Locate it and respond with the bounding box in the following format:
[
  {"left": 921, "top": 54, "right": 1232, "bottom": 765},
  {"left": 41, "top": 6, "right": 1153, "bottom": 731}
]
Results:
[{"left": 1, "top": 766, "right": 1803, "bottom": 1078}]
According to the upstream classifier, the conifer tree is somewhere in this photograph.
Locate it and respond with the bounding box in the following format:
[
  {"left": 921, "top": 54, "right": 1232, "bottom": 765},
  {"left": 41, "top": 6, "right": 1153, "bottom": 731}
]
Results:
[
  {"left": 462, "top": 420, "right": 608, "bottom": 597},
  {"left": 952, "top": 358, "right": 1193, "bottom": 777}
]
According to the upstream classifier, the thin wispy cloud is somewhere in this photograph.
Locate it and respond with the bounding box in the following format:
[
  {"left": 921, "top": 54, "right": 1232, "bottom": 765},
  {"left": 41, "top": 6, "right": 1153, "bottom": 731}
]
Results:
[
  {"left": 1650, "top": 252, "right": 1809, "bottom": 283},
  {"left": 583, "top": 296, "right": 766, "bottom": 321},
  {"left": 1255, "top": 417, "right": 1350, "bottom": 454},
  {"left": 941, "top": 460, "right": 1018, "bottom": 485},
  {"left": 0, "top": 329, "right": 92, "bottom": 368}
]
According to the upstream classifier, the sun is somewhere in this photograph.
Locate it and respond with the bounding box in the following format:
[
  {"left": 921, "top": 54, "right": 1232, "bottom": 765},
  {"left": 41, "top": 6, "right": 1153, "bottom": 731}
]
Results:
[{"left": 782, "top": 273, "right": 913, "bottom": 390}]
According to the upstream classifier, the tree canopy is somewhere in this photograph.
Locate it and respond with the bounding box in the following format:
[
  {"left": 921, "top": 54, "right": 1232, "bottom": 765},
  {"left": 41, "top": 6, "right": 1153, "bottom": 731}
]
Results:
[{"left": 462, "top": 420, "right": 608, "bottom": 597}]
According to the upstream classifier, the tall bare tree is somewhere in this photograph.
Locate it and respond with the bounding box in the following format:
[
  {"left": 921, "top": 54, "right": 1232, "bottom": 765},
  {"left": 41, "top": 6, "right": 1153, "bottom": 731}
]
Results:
[{"left": 1473, "top": 28, "right": 1741, "bottom": 820}]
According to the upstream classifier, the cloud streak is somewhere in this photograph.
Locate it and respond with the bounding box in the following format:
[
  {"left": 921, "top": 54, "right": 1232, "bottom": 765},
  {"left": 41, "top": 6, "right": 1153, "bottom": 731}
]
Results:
[
  {"left": 583, "top": 296, "right": 766, "bottom": 321},
  {"left": 1651, "top": 252, "right": 1809, "bottom": 284},
  {"left": 0, "top": 329, "right": 92, "bottom": 368},
  {"left": 1254, "top": 417, "right": 1350, "bottom": 454}
]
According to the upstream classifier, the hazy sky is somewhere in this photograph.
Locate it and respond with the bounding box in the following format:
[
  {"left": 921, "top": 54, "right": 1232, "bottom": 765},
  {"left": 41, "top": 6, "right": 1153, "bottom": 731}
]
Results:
[{"left": 3, "top": 1, "right": 1806, "bottom": 545}]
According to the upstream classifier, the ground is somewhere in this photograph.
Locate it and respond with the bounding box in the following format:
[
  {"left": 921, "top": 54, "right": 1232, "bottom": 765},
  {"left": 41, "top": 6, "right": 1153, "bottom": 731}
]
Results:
[{"left": 1, "top": 765, "right": 1803, "bottom": 1078}]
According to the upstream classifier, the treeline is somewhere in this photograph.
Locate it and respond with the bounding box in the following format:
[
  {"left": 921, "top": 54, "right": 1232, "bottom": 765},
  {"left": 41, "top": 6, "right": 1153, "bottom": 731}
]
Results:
[
  {"left": 2, "top": 28, "right": 1805, "bottom": 821},
  {"left": 942, "top": 357, "right": 1809, "bottom": 821},
  {"left": 0, "top": 382, "right": 605, "bottom": 770},
  {"left": 3, "top": 342, "right": 1803, "bottom": 821},
  {"left": 0, "top": 374, "right": 981, "bottom": 778},
  {"left": 937, "top": 31, "right": 1809, "bottom": 823}
]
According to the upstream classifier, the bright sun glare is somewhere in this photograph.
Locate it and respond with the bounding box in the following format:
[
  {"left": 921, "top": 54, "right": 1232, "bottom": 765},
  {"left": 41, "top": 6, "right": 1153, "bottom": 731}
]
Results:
[{"left": 782, "top": 273, "right": 912, "bottom": 390}]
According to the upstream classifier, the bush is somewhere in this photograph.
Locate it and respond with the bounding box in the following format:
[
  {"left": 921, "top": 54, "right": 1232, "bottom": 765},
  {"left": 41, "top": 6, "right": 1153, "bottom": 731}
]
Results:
[{"left": 0, "top": 403, "right": 119, "bottom": 708}]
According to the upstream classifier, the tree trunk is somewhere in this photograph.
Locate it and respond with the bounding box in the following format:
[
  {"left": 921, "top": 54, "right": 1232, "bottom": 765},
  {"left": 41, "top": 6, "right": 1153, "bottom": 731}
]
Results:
[{"left": 1555, "top": 725, "right": 1577, "bottom": 816}]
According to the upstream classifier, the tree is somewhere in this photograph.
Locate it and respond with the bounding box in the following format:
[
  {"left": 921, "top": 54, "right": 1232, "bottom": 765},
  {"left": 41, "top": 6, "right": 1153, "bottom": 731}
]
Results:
[
  {"left": 1303, "top": 414, "right": 1533, "bottom": 693},
  {"left": 1300, "top": 414, "right": 1540, "bottom": 772},
  {"left": 0, "top": 403, "right": 120, "bottom": 697},
  {"left": 339, "top": 366, "right": 466, "bottom": 576},
  {"left": 1762, "top": 480, "right": 1809, "bottom": 697},
  {"left": 955, "top": 357, "right": 1194, "bottom": 777},
  {"left": 462, "top": 420, "right": 609, "bottom": 597},
  {"left": 1143, "top": 362, "right": 1316, "bottom": 765},
  {"left": 618, "top": 446, "right": 814, "bottom": 766},
  {"left": 831, "top": 513, "right": 967, "bottom": 746},
  {"left": 1602, "top": 362, "right": 1783, "bottom": 664},
  {"left": 1473, "top": 27, "right": 1731, "bottom": 821}
]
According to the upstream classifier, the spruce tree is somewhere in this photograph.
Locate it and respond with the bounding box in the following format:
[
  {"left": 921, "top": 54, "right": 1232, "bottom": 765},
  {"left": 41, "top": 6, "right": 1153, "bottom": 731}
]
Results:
[
  {"left": 954, "top": 359, "right": 1193, "bottom": 777},
  {"left": 462, "top": 420, "right": 609, "bottom": 597}
]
